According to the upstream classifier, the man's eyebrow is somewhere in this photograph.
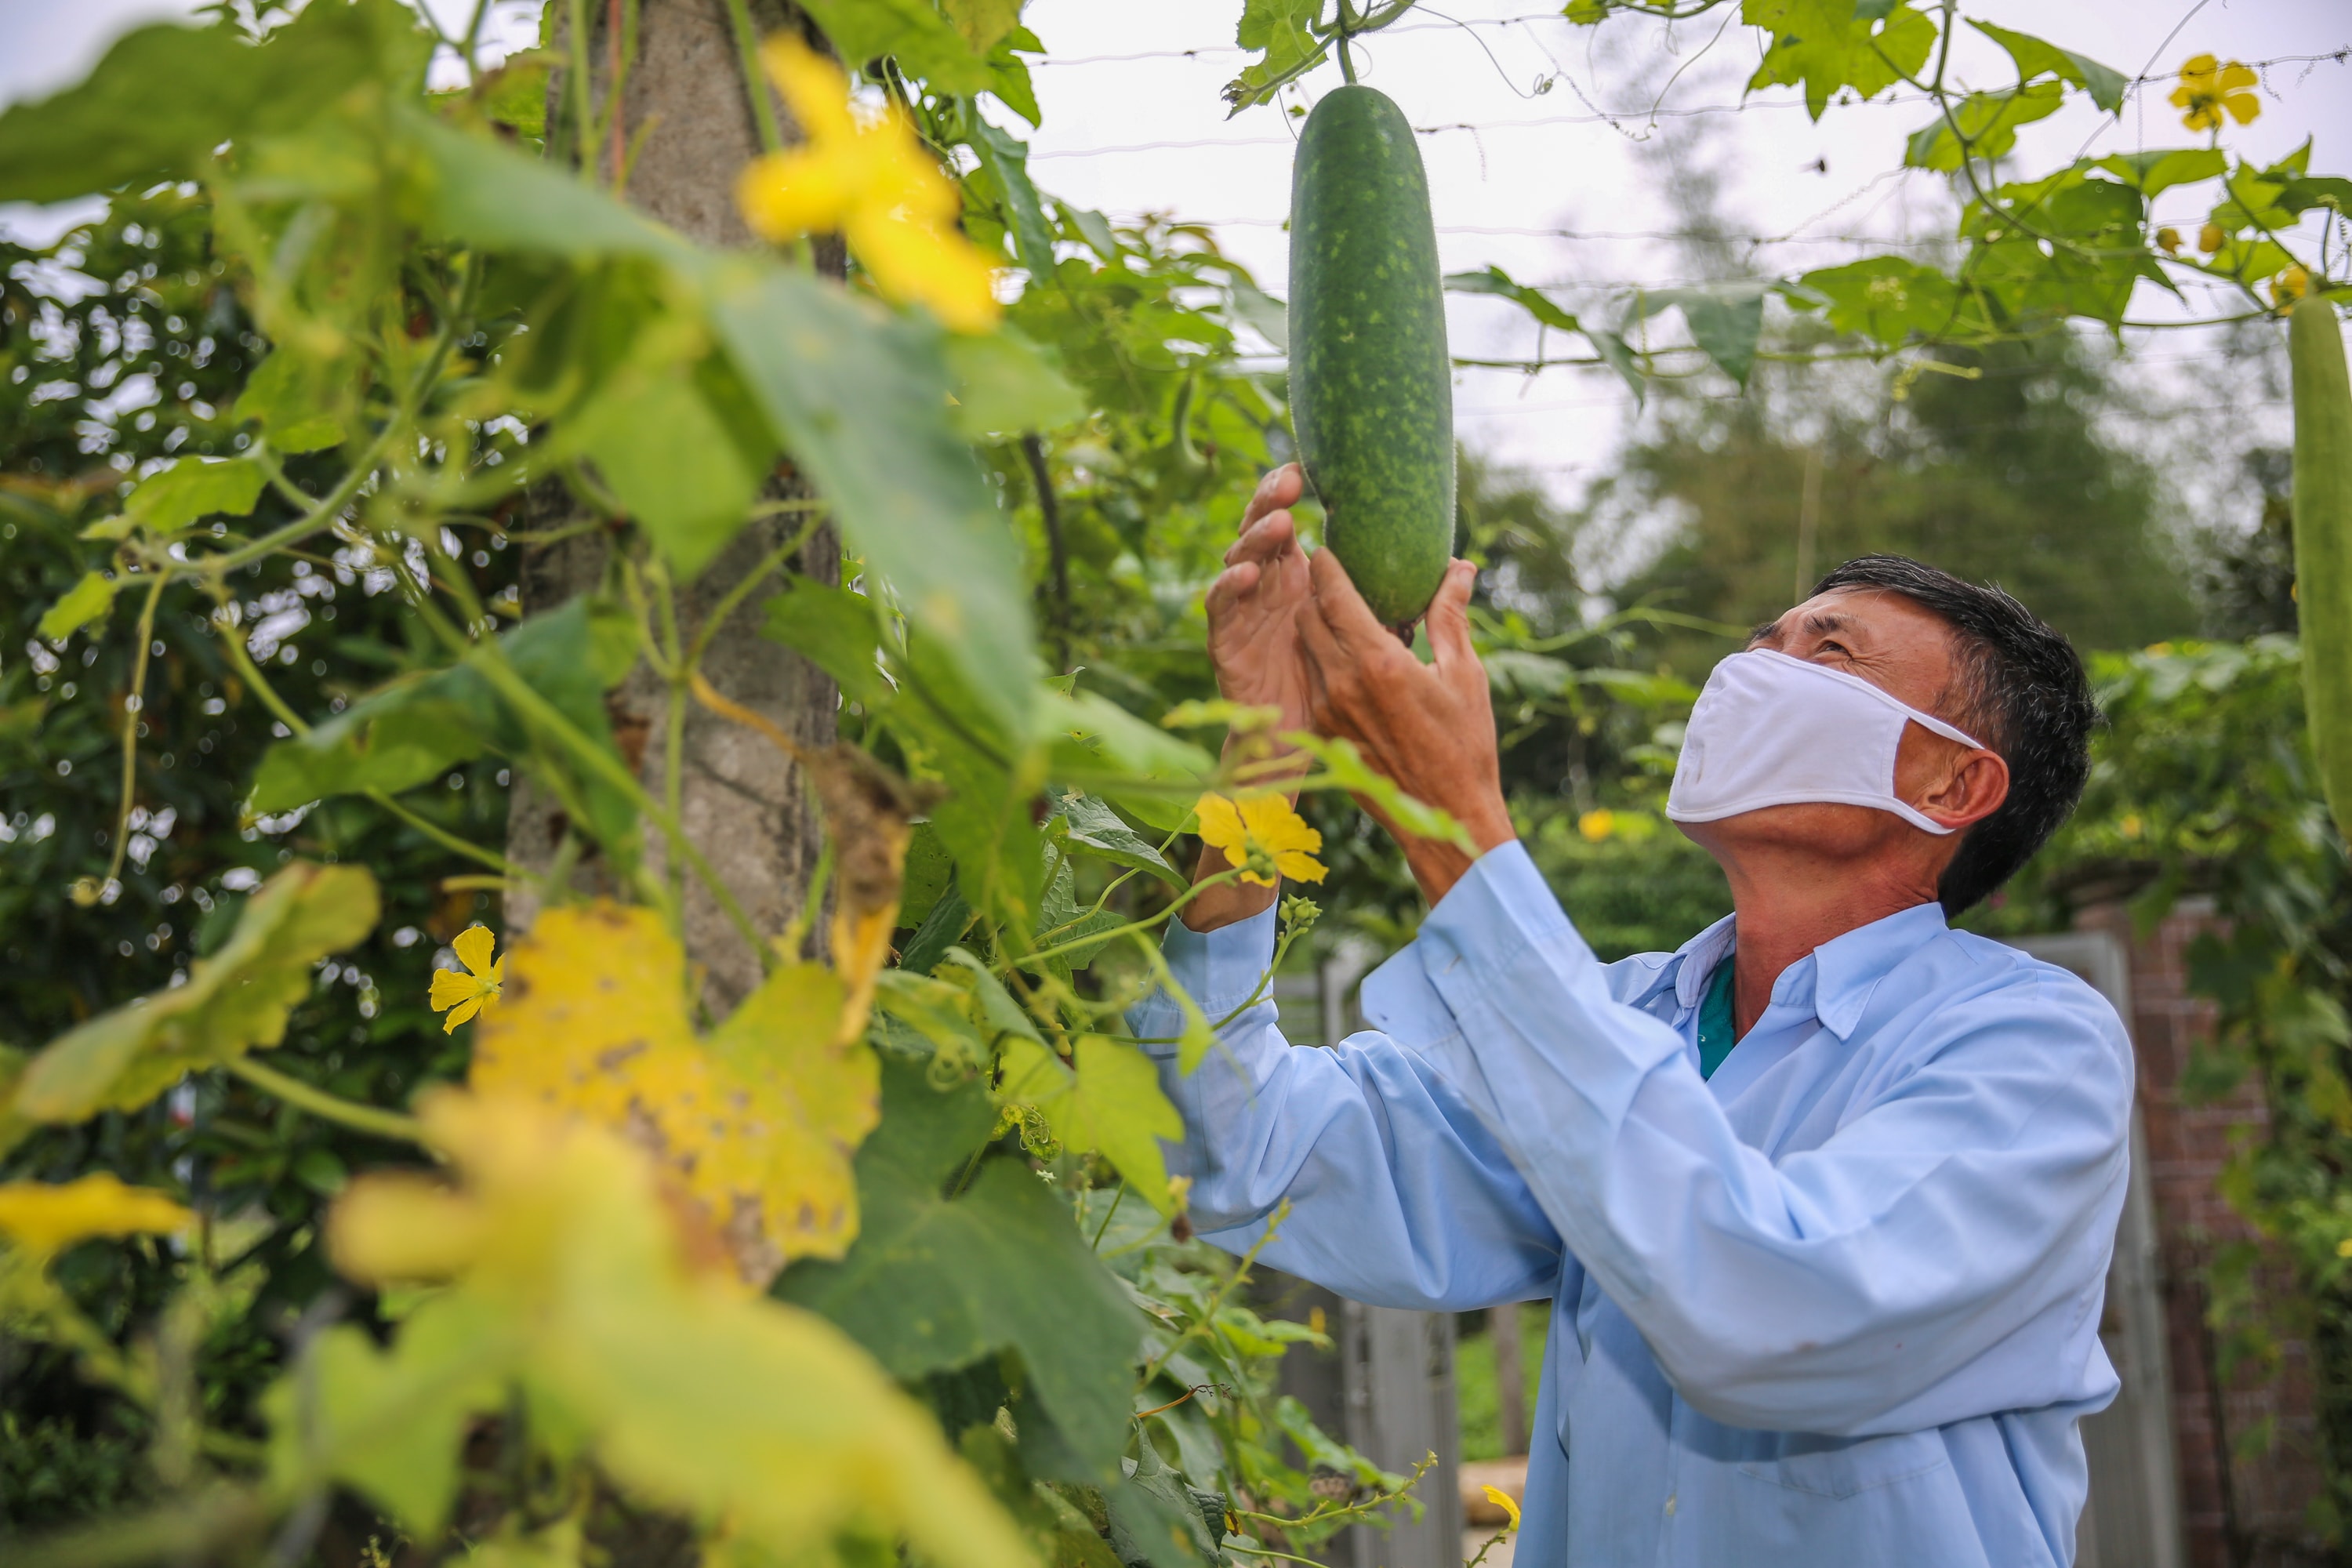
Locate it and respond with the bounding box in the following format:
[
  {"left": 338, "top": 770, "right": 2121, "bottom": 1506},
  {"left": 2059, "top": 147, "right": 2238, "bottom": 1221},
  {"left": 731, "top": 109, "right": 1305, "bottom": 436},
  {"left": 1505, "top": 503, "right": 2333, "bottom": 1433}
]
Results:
[
  {"left": 1745, "top": 619, "right": 1780, "bottom": 647},
  {"left": 1802, "top": 611, "right": 1857, "bottom": 638}
]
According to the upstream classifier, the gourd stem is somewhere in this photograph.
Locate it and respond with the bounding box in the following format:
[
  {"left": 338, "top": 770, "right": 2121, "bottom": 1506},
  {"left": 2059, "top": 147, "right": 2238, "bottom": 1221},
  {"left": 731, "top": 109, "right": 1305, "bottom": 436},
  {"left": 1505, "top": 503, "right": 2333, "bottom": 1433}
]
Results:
[{"left": 1334, "top": 0, "right": 1360, "bottom": 82}]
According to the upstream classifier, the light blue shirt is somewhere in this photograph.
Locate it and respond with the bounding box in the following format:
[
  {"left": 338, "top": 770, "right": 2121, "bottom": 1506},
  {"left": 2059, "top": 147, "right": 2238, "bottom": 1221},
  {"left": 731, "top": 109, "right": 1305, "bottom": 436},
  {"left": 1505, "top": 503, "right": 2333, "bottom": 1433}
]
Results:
[{"left": 1130, "top": 840, "right": 2132, "bottom": 1568}]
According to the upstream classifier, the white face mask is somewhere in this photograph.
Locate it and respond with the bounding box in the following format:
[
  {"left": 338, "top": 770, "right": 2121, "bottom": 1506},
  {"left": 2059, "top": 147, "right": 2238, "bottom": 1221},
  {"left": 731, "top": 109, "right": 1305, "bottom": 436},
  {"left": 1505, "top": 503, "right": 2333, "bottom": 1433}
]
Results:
[{"left": 1665, "top": 648, "right": 1987, "bottom": 836}]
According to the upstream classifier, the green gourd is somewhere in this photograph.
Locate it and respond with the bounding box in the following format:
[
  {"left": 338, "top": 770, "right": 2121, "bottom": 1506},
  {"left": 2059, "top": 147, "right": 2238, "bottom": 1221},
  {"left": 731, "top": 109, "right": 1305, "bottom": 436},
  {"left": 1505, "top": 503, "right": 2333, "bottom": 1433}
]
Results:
[
  {"left": 1287, "top": 84, "right": 1456, "bottom": 628},
  {"left": 2292, "top": 294, "right": 2352, "bottom": 844}
]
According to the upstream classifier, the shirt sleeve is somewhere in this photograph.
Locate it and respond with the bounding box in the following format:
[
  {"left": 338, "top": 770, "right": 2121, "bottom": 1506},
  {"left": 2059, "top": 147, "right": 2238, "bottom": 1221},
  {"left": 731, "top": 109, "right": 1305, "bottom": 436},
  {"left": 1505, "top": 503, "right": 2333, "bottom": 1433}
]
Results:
[
  {"left": 1127, "top": 902, "right": 1562, "bottom": 1312},
  {"left": 1404, "top": 842, "right": 2132, "bottom": 1436}
]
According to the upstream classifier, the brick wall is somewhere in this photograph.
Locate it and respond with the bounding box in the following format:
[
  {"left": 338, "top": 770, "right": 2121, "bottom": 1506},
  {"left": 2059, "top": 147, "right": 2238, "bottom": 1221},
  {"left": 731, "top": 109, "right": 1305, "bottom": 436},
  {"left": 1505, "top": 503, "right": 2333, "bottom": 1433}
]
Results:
[{"left": 2075, "top": 900, "right": 2329, "bottom": 1567}]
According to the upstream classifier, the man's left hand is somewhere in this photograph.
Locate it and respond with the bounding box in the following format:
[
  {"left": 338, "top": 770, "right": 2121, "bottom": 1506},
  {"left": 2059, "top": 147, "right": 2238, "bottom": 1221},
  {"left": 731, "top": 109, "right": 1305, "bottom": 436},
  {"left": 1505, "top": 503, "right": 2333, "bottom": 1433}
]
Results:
[{"left": 1298, "top": 551, "right": 1517, "bottom": 906}]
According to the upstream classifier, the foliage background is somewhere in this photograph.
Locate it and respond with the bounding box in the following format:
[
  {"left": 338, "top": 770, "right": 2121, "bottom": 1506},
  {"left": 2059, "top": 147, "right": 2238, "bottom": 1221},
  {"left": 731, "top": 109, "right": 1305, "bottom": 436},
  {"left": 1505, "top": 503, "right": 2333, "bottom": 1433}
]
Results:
[{"left": 0, "top": 0, "right": 2349, "bottom": 1563}]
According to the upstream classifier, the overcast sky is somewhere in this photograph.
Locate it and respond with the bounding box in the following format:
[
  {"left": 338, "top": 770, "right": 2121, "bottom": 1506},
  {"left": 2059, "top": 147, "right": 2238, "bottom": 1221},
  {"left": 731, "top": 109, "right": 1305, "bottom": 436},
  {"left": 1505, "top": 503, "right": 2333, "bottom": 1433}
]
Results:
[{"left": 6, "top": 0, "right": 2348, "bottom": 528}]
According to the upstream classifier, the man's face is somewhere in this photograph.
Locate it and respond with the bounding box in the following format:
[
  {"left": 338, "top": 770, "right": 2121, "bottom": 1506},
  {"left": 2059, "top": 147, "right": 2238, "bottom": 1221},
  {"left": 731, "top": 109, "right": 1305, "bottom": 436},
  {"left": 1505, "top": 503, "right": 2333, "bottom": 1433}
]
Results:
[
  {"left": 1676, "top": 587, "right": 1999, "bottom": 862},
  {"left": 1745, "top": 586, "right": 1965, "bottom": 717}
]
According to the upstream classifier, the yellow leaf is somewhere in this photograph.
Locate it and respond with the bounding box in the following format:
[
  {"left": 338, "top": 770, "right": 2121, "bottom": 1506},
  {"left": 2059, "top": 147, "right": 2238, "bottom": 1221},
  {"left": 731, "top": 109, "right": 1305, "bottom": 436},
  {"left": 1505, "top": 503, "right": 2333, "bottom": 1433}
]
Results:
[
  {"left": 326, "top": 1092, "right": 1035, "bottom": 1568},
  {"left": 470, "top": 902, "right": 879, "bottom": 1285},
  {"left": 0, "top": 1173, "right": 191, "bottom": 1257}
]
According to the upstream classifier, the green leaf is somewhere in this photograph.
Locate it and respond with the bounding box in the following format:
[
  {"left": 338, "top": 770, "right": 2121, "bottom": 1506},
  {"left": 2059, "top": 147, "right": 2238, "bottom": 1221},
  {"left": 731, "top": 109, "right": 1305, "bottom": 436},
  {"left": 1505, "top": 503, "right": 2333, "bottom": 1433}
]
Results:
[
  {"left": 1061, "top": 203, "right": 1121, "bottom": 263},
  {"left": 1037, "top": 690, "right": 1216, "bottom": 833},
  {"left": 776, "top": 1061, "right": 1142, "bottom": 1480},
  {"left": 14, "top": 862, "right": 379, "bottom": 1121},
  {"left": 1452, "top": 264, "right": 1651, "bottom": 395},
  {"left": 1106, "top": 1443, "right": 1224, "bottom": 1568},
  {"left": 481, "top": 48, "right": 554, "bottom": 141},
  {"left": 2278, "top": 175, "right": 2352, "bottom": 220},
  {"left": 1224, "top": 0, "right": 1330, "bottom": 115},
  {"left": 1445, "top": 265, "right": 1581, "bottom": 333},
  {"left": 938, "top": 947, "right": 1046, "bottom": 1047},
  {"left": 1226, "top": 275, "right": 1289, "bottom": 354},
  {"left": 761, "top": 579, "right": 890, "bottom": 706},
  {"left": 1287, "top": 733, "right": 1477, "bottom": 855},
  {"left": 1744, "top": 0, "right": 1936, "bottom": 121},
  {"left": 248, "top": 677, "right": 489, "bottom": 812},
  {"left": 800, "top": 0, "right": 996, "bottom": 95},
  {"left": 1034, "top": 856, "right": 1125, "bottom": 978},
  {"left": 1051, "top": 792, "right": 1182, "bottom": 890},
  {"left": 983, "top": 27, "right": 1045, "bottom": 129},
  {"left": 122, "top": 456, "right": 267, "bottom": 534},
  {"left": 237, "top": 349, "right": 348, "bottom": 453},
  {"left": 709, "top": 271, "right": 1038, "bottom": 735},
  {"left": 0, "top": 0, "right": 431, "bottom": 203},
  {"left": 897, "top": 823, "right": 957, "bottom": 927},
  {"left": 942, "top": 0, "right": 1025, "bottom": 53},
  {"left": 967, "top": 117, "right": 1058, "bottom": 278},
  {"left": 1786, "top": 256, "right": 1965, "bottom": 347},
  {"left": 36, "top": 572, "right": 120, "bottom": 642},
  {"left": 871, "top": 970, "right": 989, "bottom": 1071},
  {"left": 1631, "top": 284, "right": 1768, "bottom": 388},
  {"left": 999, "top": 1036, "right": 1184, "bottom": 1211},
  {"left": 2095, "top": 147, "right": 2227, "bottom": 197},
  {"left": 1904, "top": 81, "right": 2065, "bottom": 172},
  {"left": 1588, "top": 327, "right": 1647, "bottom": 402},
  {"left": 410, "top": 110, "right": 691, "bottom": 265},
  {"left": 896, "top": 882, "right": 975, "bottom": 978},
  {"left": 261, "top": 1295, "right": 510, "bottom": 1534},
  {"left": 1969, "top": 20, "right": 2127, "bottom": 114},
  {"left": 572, "top": 354, "right": 775, "bottom": 579},
  {"left": 247, "top": 599, "right": 636, "bottom": 820},
  {"left": 944, "top": 328, "right": 1085, "bottom": 441}
]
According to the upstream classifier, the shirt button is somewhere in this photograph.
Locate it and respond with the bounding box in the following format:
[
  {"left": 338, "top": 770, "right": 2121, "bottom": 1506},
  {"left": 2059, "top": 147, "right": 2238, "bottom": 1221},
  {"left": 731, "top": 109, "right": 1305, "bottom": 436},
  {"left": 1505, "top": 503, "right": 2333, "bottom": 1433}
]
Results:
[{"left": 1664, "top": 1494, "right": 1677, "bottom": 1517}]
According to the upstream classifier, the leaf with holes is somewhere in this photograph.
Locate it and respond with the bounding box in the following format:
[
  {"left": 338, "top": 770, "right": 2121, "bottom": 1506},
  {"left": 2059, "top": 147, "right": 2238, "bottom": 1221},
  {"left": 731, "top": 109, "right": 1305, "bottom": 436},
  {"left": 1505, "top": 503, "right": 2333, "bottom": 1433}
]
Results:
[{"left": 469, "top": 902, "right": 880, "bottom": 1285}]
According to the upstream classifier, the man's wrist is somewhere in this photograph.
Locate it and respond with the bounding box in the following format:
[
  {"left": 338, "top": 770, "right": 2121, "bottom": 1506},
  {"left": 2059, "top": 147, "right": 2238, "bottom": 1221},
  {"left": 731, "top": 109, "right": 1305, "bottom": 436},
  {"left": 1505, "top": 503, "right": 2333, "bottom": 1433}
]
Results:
[{"left": 1403, "top": 797, "right": 1516, "bottom": 906}]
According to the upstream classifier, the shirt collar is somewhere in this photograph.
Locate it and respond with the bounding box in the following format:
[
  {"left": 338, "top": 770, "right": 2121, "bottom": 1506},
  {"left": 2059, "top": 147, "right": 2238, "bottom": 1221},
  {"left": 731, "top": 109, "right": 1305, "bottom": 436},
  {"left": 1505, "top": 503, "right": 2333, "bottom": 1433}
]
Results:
[{"left": 1638, "top": 902, "right": 1951, "bottom": 1040}]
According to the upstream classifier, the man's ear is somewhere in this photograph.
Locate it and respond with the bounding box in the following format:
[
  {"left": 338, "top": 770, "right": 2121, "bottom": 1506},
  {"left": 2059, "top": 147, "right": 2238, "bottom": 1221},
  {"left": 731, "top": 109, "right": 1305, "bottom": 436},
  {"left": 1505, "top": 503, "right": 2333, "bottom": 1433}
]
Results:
[{"left": 1916, "top": 747, "right": 2009, "bottom": 833}]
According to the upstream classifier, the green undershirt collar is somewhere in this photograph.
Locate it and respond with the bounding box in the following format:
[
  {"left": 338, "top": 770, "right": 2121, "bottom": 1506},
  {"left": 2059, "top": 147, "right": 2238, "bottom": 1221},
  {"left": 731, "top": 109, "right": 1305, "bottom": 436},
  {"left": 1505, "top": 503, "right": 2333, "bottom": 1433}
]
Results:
[{"left": 1696, "top": 955, "right": 1738, "bottom": 1081}]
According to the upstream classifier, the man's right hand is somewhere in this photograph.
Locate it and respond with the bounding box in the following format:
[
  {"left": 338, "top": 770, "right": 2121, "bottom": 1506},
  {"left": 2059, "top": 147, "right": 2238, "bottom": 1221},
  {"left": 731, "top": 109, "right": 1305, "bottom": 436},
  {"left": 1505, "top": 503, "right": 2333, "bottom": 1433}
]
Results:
[
  {"left": 1205, "top": 464, "right": 1315, "bottom": 745},
  {"left": 1187, "top": 464, "right": 1314, "bottom": 931}
]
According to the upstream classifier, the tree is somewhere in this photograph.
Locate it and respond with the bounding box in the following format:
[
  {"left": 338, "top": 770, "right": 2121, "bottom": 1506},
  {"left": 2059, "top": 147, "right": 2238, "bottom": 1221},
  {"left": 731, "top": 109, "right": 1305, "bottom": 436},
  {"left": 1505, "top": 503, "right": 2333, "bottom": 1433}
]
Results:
[
  {"left": 1599, "top": 334, "right": 2198, "bottom": 659},
  {"left": 507, "top": 0, "right": 840, "bottom": 1011}
]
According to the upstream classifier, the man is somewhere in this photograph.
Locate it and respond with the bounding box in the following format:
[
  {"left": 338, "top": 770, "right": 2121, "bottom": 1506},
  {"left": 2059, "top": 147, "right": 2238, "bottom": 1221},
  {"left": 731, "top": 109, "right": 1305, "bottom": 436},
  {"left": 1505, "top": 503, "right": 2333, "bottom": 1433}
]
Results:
[{"left": 1131, "top": 465, "right": 2125, "bottom": 1567}]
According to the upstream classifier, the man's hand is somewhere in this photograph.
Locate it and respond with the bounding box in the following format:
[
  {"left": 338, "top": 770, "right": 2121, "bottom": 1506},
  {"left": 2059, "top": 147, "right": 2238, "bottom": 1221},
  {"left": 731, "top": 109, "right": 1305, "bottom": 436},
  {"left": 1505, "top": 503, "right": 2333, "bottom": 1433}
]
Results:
[
  {"left": 1205, "top": 463, "right": 1315, "bottom": 739},
  {"left": 1185, "top": 465, "right": 1316, "bottom": 932},
  {"left": 1298, "top": 552, "right": 1516, "bottom": 906}
]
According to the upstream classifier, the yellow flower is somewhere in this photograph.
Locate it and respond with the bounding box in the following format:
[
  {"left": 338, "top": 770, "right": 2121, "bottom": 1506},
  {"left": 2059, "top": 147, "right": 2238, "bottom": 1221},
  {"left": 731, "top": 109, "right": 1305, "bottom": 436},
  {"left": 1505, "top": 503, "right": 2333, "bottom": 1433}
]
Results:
[
  {"left": 2199, "top": 223, "right": 2227, "bottom": 255},
  {"left": 2274, "top": 267, "right": 2311, "bottom": 307},
  {"left": 1193, "top": 792, "right": 1325, "bottom": 887},
  {"left": 2171, "top": 54, "right": 2260, "bottom": 132},
  {"left": 1483, "top": 1485, "right": 1523, "bottom": 1532},
  {"left": 2155, "top": 227, "right": 2183, "bottom": 255},
  {"left": 0, "top": 1174, "right": 190, "bottom": 1257},
  {"left": 1577, "top": 808, "right": 1616, "bottom": 843},
  {"left": 736, "top": 38, "right": 1001, "bottom": 333},
  {"left": 429, "top": 924, "right": 503, "bottom": 1033},
  {"left": 2119, "top": 813, "right": 2144, "bottom": 840},
  {"left": 2338, "top": 1236, "right": 2352, "bottom": 1259}
]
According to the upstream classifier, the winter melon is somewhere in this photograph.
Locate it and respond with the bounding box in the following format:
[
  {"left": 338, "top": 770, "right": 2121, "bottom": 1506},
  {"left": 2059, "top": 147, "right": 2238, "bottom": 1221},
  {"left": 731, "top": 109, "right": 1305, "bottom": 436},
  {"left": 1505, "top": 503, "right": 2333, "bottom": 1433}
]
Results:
[
  {"left": 2292, "top": 294, "right": 2352, "bottom": 843},
  {"left": 1288, "top": 84, "right": 1455, "bottom": 628}
]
